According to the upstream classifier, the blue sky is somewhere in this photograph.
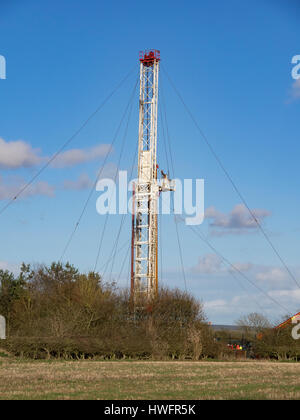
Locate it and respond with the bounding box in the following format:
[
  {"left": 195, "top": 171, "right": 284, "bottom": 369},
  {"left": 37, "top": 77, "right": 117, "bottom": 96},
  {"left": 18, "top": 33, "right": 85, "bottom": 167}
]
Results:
[{"left": 0, "top": 0, "right": 300, "bottom": 324}]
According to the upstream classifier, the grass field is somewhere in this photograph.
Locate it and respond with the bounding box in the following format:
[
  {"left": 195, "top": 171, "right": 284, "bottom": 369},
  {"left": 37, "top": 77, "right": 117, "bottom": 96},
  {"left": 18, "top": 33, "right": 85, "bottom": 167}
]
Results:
[{"left": 0, "top": 356, "right": 300, "bottom": 400}]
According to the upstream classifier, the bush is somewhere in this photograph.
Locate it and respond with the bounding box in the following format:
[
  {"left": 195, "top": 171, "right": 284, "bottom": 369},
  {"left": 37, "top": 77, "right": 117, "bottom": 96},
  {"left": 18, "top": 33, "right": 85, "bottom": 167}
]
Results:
[{"left": 0, "top": 262, "right": 214, "bottom": 360}]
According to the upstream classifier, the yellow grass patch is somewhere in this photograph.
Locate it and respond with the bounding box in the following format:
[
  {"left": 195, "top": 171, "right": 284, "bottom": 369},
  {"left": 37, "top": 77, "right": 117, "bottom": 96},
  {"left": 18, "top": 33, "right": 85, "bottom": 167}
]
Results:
[{"left": 0, "top": 359, "right": 299, "bottom": 400}]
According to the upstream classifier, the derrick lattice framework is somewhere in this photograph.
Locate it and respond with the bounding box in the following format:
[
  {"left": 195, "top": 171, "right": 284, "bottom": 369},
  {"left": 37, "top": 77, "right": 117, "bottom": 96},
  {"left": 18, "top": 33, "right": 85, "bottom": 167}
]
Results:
[
  {"left": 132, "top": 50, "right": 160, "bottom": 304},
  {"left": 131, "top": 50, "right": 175, "bottom": 306}
]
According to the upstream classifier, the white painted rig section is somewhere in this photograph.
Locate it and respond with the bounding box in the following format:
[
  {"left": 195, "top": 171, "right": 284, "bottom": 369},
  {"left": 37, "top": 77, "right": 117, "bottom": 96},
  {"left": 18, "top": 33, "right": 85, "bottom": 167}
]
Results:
[
  {"left": 132, "top": 50, "right": 175, "bottom": 306},
  {"left": 0, "top": 315, "right": 6, "bottom": 340},
  {"left": 133, "top": 53, "right": 160, "bottom": 302}
]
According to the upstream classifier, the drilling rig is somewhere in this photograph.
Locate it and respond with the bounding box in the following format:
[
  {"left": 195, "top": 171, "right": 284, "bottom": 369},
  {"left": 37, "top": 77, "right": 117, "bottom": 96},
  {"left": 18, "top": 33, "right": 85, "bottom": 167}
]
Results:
[{"left": 131, "top": 50, "right": 175, "bottom": 308}]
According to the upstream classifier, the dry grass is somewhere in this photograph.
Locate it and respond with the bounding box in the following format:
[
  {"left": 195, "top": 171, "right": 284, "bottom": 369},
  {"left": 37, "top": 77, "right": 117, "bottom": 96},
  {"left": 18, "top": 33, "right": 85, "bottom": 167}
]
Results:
[{"left": 0, "top": 357, "right": 300, "bottom": 400}]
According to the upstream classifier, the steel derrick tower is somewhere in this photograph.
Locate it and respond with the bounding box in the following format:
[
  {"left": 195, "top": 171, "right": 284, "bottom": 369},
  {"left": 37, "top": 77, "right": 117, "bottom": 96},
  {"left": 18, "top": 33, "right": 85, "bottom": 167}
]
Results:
[{"left": 131, "top": 50, "right": 174, "bottom": 306}]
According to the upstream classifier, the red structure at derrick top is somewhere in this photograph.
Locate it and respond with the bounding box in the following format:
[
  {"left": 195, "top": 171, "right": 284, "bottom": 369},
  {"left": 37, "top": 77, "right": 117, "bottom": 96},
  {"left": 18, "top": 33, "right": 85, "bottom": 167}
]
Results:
[{"left": 139, "top": 50, "right": 160, "bottom": 66}]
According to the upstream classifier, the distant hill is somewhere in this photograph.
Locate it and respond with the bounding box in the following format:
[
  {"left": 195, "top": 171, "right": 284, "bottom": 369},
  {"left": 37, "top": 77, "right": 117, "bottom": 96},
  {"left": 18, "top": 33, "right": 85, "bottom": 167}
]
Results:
[{"left": 211, "top": 324, "right": 244, "bottom": 331}]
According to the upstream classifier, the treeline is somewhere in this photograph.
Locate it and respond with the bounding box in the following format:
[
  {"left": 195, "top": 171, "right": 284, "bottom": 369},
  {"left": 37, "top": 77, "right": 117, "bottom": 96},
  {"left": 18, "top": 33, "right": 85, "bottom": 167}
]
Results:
[
  {"left": 0, "top": 262, "right": 222, "bottom": 360},
  {"left": 216, "top": 312, "right": 300, "bottom": 361},
  {"left": 1, "top": 263, "right": 299, "bottom": 361},
  {"left": 236, "top": 312, "right": 300, "bottom": 361}
]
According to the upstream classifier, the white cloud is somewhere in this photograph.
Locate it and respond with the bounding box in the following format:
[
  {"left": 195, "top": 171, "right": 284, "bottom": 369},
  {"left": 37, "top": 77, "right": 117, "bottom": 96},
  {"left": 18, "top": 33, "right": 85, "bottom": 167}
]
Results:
[
  {"left": 51, "top": 144, "right": 112, "bottom": 168},
  {"left": 229, "top": 262, "right": 253, "bottom": 273},
  {"left": 96, "top": 162, "right": 118, "bottom": 180},
  {"left": 256, "top": 267, "right": 287, "bottom": 283},
  {"left": 0, "top": 138, "right": 42, "bottom": 169},
  {"left": 204, "top": 299, "right": 227, "bottom": 310},
  {"left": 0, "top": 137, "right": 112, "bottom": 170},
  {"left": 0, "top": 176, "right": 54, "bottom": 200},
  {"left": 191, "top": 255, "right": 253, "bottom": 277},
  {"left": 205, "top": 204, "right": 270, "bottom": 235},
  {"left": 192, "top": 253, "right": 223, "bottom": 274},
  {"left": 269, "top": 288, "right": 300, "bottom": 305},
  {"left": 63, "top": 173, "right": 92, "bottom": 191},
  {"left": 62, "top": 164, "right": 119, "bottom": 191},
  {"left": 203, "top": 295, "right": 255, "bottom": 316}
]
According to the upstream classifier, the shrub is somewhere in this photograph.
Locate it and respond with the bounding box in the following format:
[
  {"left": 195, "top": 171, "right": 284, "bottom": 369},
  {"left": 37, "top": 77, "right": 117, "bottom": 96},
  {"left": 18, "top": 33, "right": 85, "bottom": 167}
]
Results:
[{"left": 0, "top": 262, "right": 214, "bottom": 360}]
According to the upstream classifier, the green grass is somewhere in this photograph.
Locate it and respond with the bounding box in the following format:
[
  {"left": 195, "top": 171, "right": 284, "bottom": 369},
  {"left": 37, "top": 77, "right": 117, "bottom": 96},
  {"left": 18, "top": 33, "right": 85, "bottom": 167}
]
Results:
[{"left": 0, "top": 357, "right": 299, "bottom": 400}]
